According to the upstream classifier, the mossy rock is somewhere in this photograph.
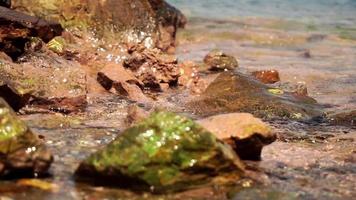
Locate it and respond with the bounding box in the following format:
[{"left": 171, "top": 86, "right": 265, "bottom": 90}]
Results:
[
  {"left": 76, "top": 111, "right": 244, "bottom": 193},
  {"left": 0, "top": 98, "right": 53, "bottom": 177},
  {"left": 187, "top": 72, "right": 324, "bottom": 121}
]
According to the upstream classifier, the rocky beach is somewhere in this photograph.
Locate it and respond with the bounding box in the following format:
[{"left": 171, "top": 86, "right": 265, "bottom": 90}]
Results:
[{"left": 0, "top": 0, "right": 355, "bottom": 199}]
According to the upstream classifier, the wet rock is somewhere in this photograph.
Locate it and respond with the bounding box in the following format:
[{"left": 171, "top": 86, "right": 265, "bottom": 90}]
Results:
[
  {"left": 0, "top": 98, "right": 53, "bottom": 177},
  {"left": 276, "top": 82, "right": 309, "bottom": 97},
  {"left": 0, "top": 6, "right": 63, "bottom": 60},
  {"left": 123, "top": 45, "right": 180, "bottom": 91},
  {"left": 178, "top": 61, "right": 206, "bottom": 94},
  {"left": 97, "top": 64, "right": 150, "bottom": 102},
  {"left": 0, "top": 53, "right": 87, "bottom": 113},
  {"left": 327, "top": 109, "right": 356, "bottom": 127},
  {"left": 252, "top": 70, "right": 280, "bottom": 84},
  {"left": 204, "top": 49, "right": 238, "bottom": 71},
  {"left": 0, "top": 84, "right": 31, "bottom": 112},
  {"left": 197, "top": 113, "right": 276, "bottom": 160},
  {"left": 148, "top": 0, "right": 187, "bottom": 52},
  {"left": 12, "top": 0, "right": 185, "bottom": 52},
  {"left": 0, "top": 52, "right": 12, "bottom": 62},
  {"left": 187, "top": 72, "right": 323, "bottom": 120},
  {"left": 76, "top": 111, "right": 244, "bottom": 193},
  {"left": 125, "top": 105, "right": 150, "bottom": 126}
]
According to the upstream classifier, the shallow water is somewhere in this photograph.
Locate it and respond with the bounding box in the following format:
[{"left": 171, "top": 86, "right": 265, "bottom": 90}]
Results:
[{"left": 1, "top": 1, "right": 356, "bottom": 200}]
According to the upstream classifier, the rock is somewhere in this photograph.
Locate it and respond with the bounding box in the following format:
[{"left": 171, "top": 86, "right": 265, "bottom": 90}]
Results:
[
  {"left": 0, "top": 0, "right": 11, "bottom": 8},
  {"left": 125, "top": 105, "right": 150, "bottom": 126},
  {"left": 187, "top": 72, "right": 324, "bottom": 120},
  {"left": 0, "top": 53, "right": 87, "bottom": 113},
  {"left": 76, "top": 111, "right": 244, "bottom": 193},
  {"left": 204, "top": 50, "right": 238, "bottom": 71},
  {"left": 97, "top": 64, "right": 150, "bottom": 102},
  {"left": 252, "top": 70, "right": 280, "bottom": 84},
  {"left": 12, "top": 0, "right": 186, "bottom": 52},
  {"left": 178, "top": 61, "right": 205, "bottom": 94},
  {"left": 197, "top": 113, "right": 276, "bottom": 160},
  {"left": 0, "top": 6, "right": 63, "bottom": 60},
  {"left": 148, "top": 0, "right": 187, "bottom": 52},
  {"left": 276, "top": 82, "right": 310, "bottom": 97},
  {"left": 327, "top": 109, "right": 356, "bottom": 127},
  {"left": 0, "top": 98, "right": 53, "bottom": 177},
  {"left": 123, "top": 45, "right": 180, "bottom": 91}
]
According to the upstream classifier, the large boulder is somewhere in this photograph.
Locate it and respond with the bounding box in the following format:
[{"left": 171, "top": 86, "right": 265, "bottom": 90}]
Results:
[
  {"left": 187, "top": 72, "right": 324, "bottom": 120},
  {"left": 0, "top": 98, "right": 53, "bottom": 177},
  {"left": 76, "top": 111, "right": 244, "bottom": 193},
  {"left": 12, "top": 0, "right": 186, "bottom": 52}
]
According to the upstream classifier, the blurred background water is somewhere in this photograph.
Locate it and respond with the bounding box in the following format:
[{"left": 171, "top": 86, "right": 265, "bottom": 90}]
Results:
[
  {"left": 167, "top": 0, "right": 356, "bottom": 27},
  {"left": 167, "top": 0, "right": 356, "bottom": 109}
]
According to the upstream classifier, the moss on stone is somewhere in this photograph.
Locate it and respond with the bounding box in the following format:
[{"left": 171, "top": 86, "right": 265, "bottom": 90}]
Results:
[{"left": 77, "top": 111, "right": 244, "bottom": 192}]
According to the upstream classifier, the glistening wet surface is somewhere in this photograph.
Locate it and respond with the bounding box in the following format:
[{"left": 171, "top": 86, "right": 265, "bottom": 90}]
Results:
[{"left": 1, "top": 0, "right": 356, "bottom": 199}]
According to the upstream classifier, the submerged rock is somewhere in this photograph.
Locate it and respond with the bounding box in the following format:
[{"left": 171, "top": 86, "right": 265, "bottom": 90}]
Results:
[
  {"left": 198, "top": 113, "right": 276, "bottom": 160},
  {"left": 0, "top": 6, "right": 63, "bottom": 60},
  {"left": 12, "top": 0, "right": 186, "bottom": 52},
  {"left": 187, "top": 72, "right": 323, "bottom": 120},
  {"left": 0, "top": 98, "right": 53, "bottom": 177},
  {"left": 327, "top": 109, "right": 356, "bottom": 127},
  {"left": 0, "top": 54, "right": 87, "bottom": 113},
  {"left": 252, "top": 70, "right": 280, "bottom": 84},
  {"left": 204, "top": 50, "right": 239, "bottom": 71},
  {"left": 76, "top": 111, "right": 244, "bottom": 193},
  {"left": 123, "top": 45, "right": 180, "bottom": 91}
]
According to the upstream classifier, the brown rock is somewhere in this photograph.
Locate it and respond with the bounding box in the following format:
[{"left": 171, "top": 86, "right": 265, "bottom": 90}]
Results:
[
  {"left": 97, "top": 64, "right": 150, "bottom": 102},
  {"left": 197, "top": 113, "right": 276, "bottom": 160},
  {"left": 204, "top": 49, "right": 238, "bottom": 71},
  {"left": 123, "top": 44, "right": 180, "bottom": 91},
  {"left": 252, "top": 70, "right": 280, "bottom": 84},
  {"left": 0, "top": 6, "right": 63, "bottom": 60},
  {"left": 178, "top": 61, "right": 206, "bottom": 94},
  {"left": 12, "top": 0, "right": 185, "bottom": 52},
  {"left": 125, "top": 104, "right": 150, "bottom": 126},
  {"left": 0, "top": 53, "right": 87, "bottom": 113},
  {"left": 327, "top": 109, "right": 356, "bottom": 127}
]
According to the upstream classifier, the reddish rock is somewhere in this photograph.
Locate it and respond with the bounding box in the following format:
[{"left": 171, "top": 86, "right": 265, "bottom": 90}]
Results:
[
  {"left": 97, "top": 64, "right": 150, "bottom": 102},
  {"left": 178, "top": 61, "right": 206, "bottom": 94},
  {"left": 123, "top": 45, "right": 180, "bottom": 91},
  {"left": 252, "top": 70, "right": 280, "bottom": 84},
  {"left": 0, "top": 6, "right": 63, "bottom": 60},
  {"left": 125, "top": 104, "right": 150, "bottom": 126},
  {"left": 12, "top": 0, "right": 185, "bottom": 52},
  {"left": 0, "top": 53, "right": 87, "bottom": 113},
  {"left": 197, "top": 113, "right": 276, "bottom": 160}
]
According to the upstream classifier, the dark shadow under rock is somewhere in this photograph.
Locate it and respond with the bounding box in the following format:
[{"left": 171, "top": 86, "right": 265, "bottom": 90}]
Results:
[{"left": 0, "top": 6, "right": 63, "bottom": 60}]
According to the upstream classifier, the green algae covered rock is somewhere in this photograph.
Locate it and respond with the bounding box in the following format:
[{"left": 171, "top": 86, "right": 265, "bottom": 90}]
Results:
[
  {"left": 0, "top": 98, "right": 53, "bottom": 177},
  {"left": 76, "top": 111, "right": 244, "bottom": 193}
]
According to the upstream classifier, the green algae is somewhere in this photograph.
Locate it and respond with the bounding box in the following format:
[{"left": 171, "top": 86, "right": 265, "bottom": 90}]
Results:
[
  {"left": 47, "top": 36, "right": 66, "bottom": 54},
  {"left": 0, "top": 101, "right": 27, "bottom": 142},
  {"left": 77, "top": 111, "right": 244, "bottom": 192}
]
